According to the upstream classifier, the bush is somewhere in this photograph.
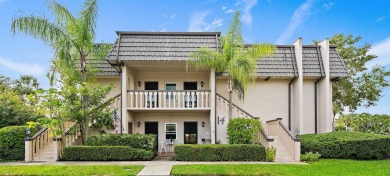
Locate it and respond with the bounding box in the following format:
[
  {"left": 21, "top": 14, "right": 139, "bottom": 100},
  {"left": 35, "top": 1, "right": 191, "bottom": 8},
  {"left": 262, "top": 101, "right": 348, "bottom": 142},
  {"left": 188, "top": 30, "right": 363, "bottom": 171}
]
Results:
[
  {"left": 227, "top": 118, "right": 262, "bottom": 144},
  {"left": 0, "top": 126, "right": 38, "bottom": 161},
  {"left": 301, "top": 152, "right": 321, "bottom": 163},
  {"left": 175, "top": 144, "right": 266, "bottom": 161},
  {"left": 62, "top": 146, "right": 154, "bottom": 161},
  {"left": 336, "top": 113, "right": 390, "bottom": 135},
  {"left": 300, "top": 131, "right": 390, "bottom": 160},
  {"left": 265, "top": 146, "right": 276, "bottom": 162},
  {"left": 85, "top": 134, "right": 157, "bottom": 151}
]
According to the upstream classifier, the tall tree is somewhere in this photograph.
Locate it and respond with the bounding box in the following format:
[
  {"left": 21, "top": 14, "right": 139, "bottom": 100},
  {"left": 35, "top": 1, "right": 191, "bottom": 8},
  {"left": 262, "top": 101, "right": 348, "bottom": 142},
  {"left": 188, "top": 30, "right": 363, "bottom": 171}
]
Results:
[
  {"left": 11, "top": 0, "right": 107, "bottom": 142},
  {"left": 13, "top": 75, "right": 40, "bottom": 96},
  {"left": 318, "top": 34, "right": 390, "bottom": 119},
  {"left": 188, "top": 11, "right": 275, "bottom": 119}
]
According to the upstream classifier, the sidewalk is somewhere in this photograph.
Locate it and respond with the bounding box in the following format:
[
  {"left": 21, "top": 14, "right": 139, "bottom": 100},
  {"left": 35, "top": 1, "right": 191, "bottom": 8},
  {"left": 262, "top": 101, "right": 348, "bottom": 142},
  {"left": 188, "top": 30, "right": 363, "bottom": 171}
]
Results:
[{"left": 137, "top": 156, "right": 175, "bottom": 176}]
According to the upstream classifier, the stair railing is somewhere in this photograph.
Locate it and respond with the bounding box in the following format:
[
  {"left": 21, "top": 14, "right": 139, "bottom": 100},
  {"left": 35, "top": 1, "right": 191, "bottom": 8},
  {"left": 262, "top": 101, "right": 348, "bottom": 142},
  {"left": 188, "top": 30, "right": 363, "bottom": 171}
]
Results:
[
  {"left": 25, "top": 127, "right": 52, "bottom": 161},
  {"left": 267, "top": 118, "right": 301, "bottom": 161},
  {"left": 216, "top": 93, "right": 274, "bottom": 147}
]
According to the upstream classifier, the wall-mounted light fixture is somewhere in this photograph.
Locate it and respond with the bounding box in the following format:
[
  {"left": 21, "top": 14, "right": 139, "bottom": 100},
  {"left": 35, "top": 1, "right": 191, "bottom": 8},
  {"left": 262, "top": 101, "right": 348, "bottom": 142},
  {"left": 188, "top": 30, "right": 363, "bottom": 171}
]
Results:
[
  {"left": 202, "top": 122, "right": 205, "bottom": 127},
  {"left": 138, "top": 81, "right": 141, "bottom": 87},
  {"left": 137, "top": 122, "right": 141, "bottom": 128},
  {"left": 201, "top": 81, "right": 204, "bottom": 87}
]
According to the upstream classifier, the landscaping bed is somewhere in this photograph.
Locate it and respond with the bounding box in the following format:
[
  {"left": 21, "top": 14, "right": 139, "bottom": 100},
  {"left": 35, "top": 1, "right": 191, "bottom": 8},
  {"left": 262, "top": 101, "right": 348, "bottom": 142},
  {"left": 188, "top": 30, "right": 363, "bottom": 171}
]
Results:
[
  {"left": 300, "top": 131, "right": 390, "bottom": 160},
  {"left": 62, "top": 134, "right": 156, "bottom": 161},
  {"left": 175, "top": 144, "right": 266, "bottom": 161}
]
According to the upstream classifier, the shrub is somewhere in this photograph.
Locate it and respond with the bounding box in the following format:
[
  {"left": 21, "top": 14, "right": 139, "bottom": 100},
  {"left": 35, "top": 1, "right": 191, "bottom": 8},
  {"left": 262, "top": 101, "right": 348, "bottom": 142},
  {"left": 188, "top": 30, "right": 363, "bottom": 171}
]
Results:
[
  {"left": 85, "top": 134, "right": 157, "bottom": 151},
  {"left": 175, "top": 144, "right": 266, "bottom": 161},
  {"left": 300, "top": 131, "right": 390, "bottom": 160},
  {"left": 62, "top": 146, "right": 154, "bottom": 161},
  {"left": 336, "top": 113, "right": 390, "bottom": 135},
  {"left": 301, "top": 152, "right": 321, "bottom": 163},
  {"left": 227, "top": 118, "right": 262, "bottom": 144},
  {"left": 265, "top": 146, "right": 276, "bottom": 162},
  {"left": 0, "top": 126, "right": 38, "bottom": 161}
]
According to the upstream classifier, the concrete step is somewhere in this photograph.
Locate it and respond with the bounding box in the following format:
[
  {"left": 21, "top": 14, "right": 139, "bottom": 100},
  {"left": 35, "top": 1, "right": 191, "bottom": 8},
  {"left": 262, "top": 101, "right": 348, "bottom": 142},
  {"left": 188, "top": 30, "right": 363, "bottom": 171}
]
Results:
[{"left": 33, "top": 156, "right": 54, "bottom": 161}]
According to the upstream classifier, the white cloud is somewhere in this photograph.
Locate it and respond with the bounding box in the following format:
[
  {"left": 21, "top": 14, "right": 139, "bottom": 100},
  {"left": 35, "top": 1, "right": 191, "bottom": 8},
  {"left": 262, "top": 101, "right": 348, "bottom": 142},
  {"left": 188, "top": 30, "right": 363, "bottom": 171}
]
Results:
[
  {"left": 376, "top": 15, "right": 390, "bottom": 22},
  {"left": 276, "top": 0, "right": 314, "bottom": 44},
  {"left": 240, "top": 0, "right": 257, "bottom": 26},
  {"left": 205, "top": 18, "right": 224, "bottom": 31},
  {"left": 322, "top": 2, "right": 335, "bottom": 10},
  {"left": 225, "top": 9, "right": 235, "bottom": 14},
  {"left": 0, "top": 57, "right": 45, "bottom": 76},
  {"left": 187, "top": 11, "right": 210, "bottom": 32},
  {"left": 169, "top": 14, "right": 176, "bottom": 19},
  {"left": 222, "top": 6, "right": 227, "bottom": 10},
  {"left": 366, "top": 37, "right": 390, "bottom": 68}
]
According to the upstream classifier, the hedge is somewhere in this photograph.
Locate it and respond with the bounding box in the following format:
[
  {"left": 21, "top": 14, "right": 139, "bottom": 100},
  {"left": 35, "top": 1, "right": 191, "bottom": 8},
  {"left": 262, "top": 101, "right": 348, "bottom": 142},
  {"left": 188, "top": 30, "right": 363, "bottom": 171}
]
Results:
[
  {"left": 85, "top": 134, "right": 157, "bottom": 151},
  {"left": 0, "top": 126, "right": 38, "bottom": 161},
  {"left": 62, "top": 146, "right": 154, "bottom": 161},
  {"left": 300, "top": 131, "right": 390, "bottom": 160},
  {"left": 175, "top": 144, "right": 266, "bottom": 161}
]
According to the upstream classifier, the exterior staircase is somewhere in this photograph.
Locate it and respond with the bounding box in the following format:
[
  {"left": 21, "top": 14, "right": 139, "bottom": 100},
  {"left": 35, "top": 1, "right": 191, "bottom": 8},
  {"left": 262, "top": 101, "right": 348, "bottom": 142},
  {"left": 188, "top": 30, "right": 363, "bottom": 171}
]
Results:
[
  {"left": 32, "top": 141, "right": 55, "bottom": 161},
  {"left": 216, "top": 93, "right": 300, "bottom": 162}
]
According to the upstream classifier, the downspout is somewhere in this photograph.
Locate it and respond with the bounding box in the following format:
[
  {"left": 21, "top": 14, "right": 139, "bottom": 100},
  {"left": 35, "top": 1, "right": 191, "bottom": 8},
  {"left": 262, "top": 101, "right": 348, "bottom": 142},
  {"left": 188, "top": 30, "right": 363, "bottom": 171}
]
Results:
[
  {"left": 288, "top": 77, "right": 297, "bottom": 131},
  {"left": 116, "top": 33, "right": 123, "bottom": 134},
  {"left": 214, "top": 33, "right": 219, "bottom": 143},
  {"left": 314, "top": 78, "right": 322, "bottom": 134}
]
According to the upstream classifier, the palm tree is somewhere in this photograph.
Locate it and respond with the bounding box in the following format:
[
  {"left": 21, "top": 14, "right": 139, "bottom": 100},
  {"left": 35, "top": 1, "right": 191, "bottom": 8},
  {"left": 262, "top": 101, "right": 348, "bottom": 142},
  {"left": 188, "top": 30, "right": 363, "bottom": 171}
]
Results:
[
  {"left": 11, "top": 0, "right": 106, "bottom": 142},
  {"left": 13, "top": 75, "right": 40, "bottom": 96},
  {"left": 188, "top": 11, "right": 275, "bottom": 119}
]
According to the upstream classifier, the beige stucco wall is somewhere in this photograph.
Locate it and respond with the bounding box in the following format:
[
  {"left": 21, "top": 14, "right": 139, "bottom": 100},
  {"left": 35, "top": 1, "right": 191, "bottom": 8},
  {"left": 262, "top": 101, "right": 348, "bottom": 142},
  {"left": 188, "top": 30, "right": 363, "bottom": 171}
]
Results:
[
  {"left": 216, "top": 79, "right": 289, "bottom": 126},
  {"left": 96, "top": 77, "right": 121, "bottom": 98},
  {"left": 133, "top": 112, "right": 210, "bottom": 148},
  {"left": 303, "top": 79, "right": 315, "bottom": 134}
]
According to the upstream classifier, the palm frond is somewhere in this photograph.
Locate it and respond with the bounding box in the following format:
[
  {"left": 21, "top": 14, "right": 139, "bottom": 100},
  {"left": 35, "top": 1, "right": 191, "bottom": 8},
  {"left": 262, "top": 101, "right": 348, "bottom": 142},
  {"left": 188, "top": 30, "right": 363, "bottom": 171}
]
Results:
[
  {"left": 188, "top": 48, "right": 226, "bottom": 72},
  {"left": 246, "top": 43, "right": 276, "bottom": 60},
  {"left": 50, "top": 1, "right": 76, "bottom": 26},
  {"left": 11, "top": 16, "right": 66, "bottom": 45},
  {"left": 79, "top": 0, "right": 97, "bottom": 45}
]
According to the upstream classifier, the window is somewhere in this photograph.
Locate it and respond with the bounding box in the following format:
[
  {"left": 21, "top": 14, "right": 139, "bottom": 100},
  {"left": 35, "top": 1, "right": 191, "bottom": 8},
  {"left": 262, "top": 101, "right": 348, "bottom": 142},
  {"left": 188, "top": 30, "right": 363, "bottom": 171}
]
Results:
[
  {"left": 165, "top": 123, "right": 177, "bottom": 140},
  {"left": 165, "top": 82, "right": 176, "bottom": 99}
]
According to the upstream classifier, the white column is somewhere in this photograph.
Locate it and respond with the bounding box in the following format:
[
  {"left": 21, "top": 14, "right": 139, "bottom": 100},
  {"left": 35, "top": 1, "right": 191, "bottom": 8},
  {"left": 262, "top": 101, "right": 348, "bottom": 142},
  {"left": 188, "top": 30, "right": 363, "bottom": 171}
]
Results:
[
  {"left": 52, "top": 139, "right": 60, "bottom": 161},
  {"left": 318, "top": 39, "right": 332, "bottom": 133},
  {"left": 24, "top": 140, "right": 32, "bottom": 162},
  {"left": 210, "top": 68, "right": 216, "bottom": 144},
  {"left": 121, "top": 65, "right": 128, "bottom": 133},
  {"left": 292, "top": 38, "right": 304, "bottom": 134}
]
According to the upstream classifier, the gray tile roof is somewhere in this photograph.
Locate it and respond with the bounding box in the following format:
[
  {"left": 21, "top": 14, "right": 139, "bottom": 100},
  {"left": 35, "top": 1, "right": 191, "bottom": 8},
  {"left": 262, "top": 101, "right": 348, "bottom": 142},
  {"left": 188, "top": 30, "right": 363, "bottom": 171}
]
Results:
[
  {"left": 256, "top": 46, "right": 298, "bottom": 77},
  {"left": 107, "top": 32, "right": 220, "bottom": 62},
  {"left": 86, "top": 57, "right": 120, "bottom": 76},
  {"left": 329, "top": 47, "right": 349, "bottom": 77},
  {"left": 302, "top": 46, "right": 326, "bottom": 77}
]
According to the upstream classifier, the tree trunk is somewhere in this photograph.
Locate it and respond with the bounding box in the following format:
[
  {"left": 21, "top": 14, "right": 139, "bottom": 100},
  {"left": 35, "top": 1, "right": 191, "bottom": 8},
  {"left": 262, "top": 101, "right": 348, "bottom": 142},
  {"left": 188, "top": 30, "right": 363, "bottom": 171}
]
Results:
[
  {"left": 227, "top": 80, "right": 233, "bottom": 120},
  {"left": 81, "top": 55, "right": 88, "bottom": 144}
]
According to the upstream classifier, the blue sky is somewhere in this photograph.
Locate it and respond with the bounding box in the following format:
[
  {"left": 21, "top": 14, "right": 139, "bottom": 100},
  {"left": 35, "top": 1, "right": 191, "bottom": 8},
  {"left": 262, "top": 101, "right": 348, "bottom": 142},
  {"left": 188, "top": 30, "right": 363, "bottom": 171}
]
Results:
[{"left": 0, "top": 0, "right": 389, "bottom": 114}]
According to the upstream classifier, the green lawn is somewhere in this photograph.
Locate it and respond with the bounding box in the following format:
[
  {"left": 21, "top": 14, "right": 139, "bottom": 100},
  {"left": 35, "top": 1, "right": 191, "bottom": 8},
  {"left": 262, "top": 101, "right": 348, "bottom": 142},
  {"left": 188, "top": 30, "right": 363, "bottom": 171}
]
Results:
[
  {"left": 0, "top": 165, "right": 143, "bottom": 176},
  {"left": 171, "top": 159, "right": 390, "bottom": 176}
]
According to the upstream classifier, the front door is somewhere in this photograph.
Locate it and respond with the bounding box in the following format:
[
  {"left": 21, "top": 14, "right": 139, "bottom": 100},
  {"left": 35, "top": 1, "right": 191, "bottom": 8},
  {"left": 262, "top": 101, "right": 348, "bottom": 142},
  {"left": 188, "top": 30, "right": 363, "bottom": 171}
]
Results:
[
  {"left": 145, "top": 122, "right": 158, "bottom": 150},
  {"left": 145, "top": 82, "right": 158, "bottom": 107},
  {"left": 184, "top": 122, "right": 197, "bottom": 144}
]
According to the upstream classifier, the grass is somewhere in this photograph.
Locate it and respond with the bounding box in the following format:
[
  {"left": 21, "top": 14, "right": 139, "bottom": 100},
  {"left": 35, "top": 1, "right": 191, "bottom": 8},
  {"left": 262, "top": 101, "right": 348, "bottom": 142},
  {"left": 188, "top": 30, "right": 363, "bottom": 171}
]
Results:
[
  {"left": 171, "top": 159, "right": 390, "bottom": 176},
  {"left": 0, "top": 165, "right": 143, "bottom": 176}
]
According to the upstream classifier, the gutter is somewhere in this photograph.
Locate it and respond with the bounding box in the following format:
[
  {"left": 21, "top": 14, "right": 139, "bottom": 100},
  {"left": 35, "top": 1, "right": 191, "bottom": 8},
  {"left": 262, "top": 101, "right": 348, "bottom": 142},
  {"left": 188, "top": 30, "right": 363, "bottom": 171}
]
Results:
[{"left": 288, "top": 77, "right": 297, "bottom": 131}]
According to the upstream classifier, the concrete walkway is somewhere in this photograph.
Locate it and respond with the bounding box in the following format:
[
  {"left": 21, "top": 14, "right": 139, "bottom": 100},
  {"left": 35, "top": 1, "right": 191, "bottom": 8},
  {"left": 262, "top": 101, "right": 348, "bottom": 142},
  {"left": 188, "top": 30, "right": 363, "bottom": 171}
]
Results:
[{"left": 137, "top": 156, "right": 175, "bottom": 176}]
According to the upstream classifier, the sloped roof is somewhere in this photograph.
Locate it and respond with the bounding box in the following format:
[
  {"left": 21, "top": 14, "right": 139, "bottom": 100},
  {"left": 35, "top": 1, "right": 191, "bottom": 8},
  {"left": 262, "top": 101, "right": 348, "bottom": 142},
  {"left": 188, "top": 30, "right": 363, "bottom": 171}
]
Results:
[
  {"left": 302, "top": 46, "right": 326, "bottom": 77},
  {"left": 256, "top": 46, "right": 298, "bottom": 77},
  {"left": 86, "top": 57, "right": 120, "bottom": 76},
  {"left": 329, "top": 47, "right": 349, "bottom": 77},
  {"left": 107, "top": 32, "right": 220, "bottom": 62}
]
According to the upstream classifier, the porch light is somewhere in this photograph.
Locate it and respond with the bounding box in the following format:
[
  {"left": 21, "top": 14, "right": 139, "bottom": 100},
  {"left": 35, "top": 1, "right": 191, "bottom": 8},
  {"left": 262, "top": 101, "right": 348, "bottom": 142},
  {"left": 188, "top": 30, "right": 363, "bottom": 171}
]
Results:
[
  {"left": 201, "top": 81, "right": 204, "bottom": 87},
  {"left": 25, "top": 128, "right": 31, "bottom": 138},
  {"left": 202, "top": 122, "right": 205, "bottom": 127},
  {"left": 137, "top": 122, "right": 141, "bottom": 127},
  {"left": 138, "top": 81, "right": 141, "bottom": 87}
]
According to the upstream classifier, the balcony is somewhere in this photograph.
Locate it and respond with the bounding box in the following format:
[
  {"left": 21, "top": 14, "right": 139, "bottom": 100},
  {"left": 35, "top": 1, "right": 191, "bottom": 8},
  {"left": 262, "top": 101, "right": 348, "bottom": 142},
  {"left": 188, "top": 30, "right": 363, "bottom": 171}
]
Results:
[{"left": 127, "top": 90, "right": 211, "bottom": 111}]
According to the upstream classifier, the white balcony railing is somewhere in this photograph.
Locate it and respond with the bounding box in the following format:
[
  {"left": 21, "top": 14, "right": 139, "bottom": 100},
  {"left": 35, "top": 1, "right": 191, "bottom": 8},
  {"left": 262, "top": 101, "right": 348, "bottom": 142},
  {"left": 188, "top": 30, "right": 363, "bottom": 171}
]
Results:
[{"left": 127, "top": 90, "right": 211, "bottom": 110}]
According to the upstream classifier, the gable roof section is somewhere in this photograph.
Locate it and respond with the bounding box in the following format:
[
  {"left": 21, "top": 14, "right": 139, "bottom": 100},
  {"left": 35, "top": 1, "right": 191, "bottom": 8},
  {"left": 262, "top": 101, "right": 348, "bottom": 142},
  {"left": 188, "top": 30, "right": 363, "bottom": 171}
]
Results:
[
  {"left": 86, "top": 57, "right": 120, "bottom": 76},
  {"left": 107, "top": 32, "right": 220, "bottom": 62},
  {"left": 329, "top": 47, "right": 349, "bottom": 77},
  {"left": 302, "top": 46, "right": 326, "bottom": 77}
]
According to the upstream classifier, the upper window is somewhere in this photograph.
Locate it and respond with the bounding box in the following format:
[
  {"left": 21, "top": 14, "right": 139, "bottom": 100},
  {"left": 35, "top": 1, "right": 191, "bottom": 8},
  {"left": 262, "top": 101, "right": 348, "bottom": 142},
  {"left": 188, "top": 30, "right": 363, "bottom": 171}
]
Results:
[{"left": 165, "top": 83, "right": 176, "bottom": 99}]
